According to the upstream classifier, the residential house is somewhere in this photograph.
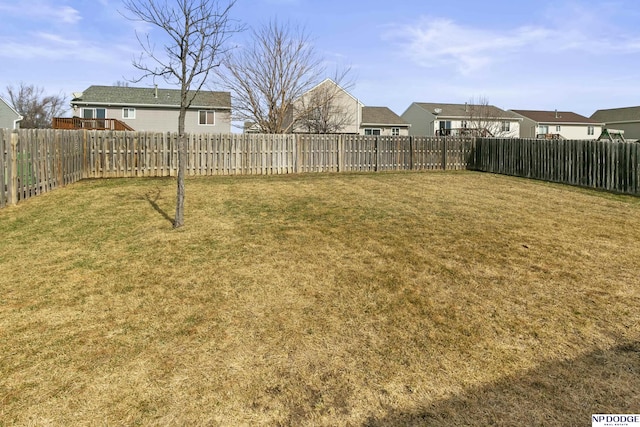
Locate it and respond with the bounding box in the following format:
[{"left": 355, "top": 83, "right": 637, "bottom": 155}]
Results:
[
  {"left": 290, "top": 79, "right": 408, "bottom": 135},
  {"left": 64, "top": 85, "right": 231, "bottom": 133},
  {"left": 360, "top": 106, "right": 410, "bottom": 136},
  {"left": 0, "top": 96, "right": 22, "bottom": 129},
  {"left": 290, "top": 79, "right": 362, "bottom": 134},
  {"left": 401, "top": 102, "right": 521, "bottom": 137},
  {"left": 590, "top": 106, "right": 640, "bottom": 141},
  {"left": 510, "top": 110, "right": 603, "bottom": 140}
]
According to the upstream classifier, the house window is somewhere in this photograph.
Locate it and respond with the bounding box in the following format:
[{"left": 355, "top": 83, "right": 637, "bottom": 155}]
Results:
[
  {"left": 364, "top": 128, "right": 381, "bottom": 135},
  {"left": 438, "top": 120, "right": 452, "bottom": 136},
  {"left": 391, "top": 128, "right": 400, "bottom": 136},
  {"left": 461, "top": 120, "right": 468, "bottom": 128},
  {"left": 199, "top": 110, "right": 215, "bottom": 125},
  {"left": 539, "top": 125, "right": 549, "bottom": 134},
  {"left": 556, "top": 125, "right": 561, "bottom": 132},
  {"left": 501, "top": 121, "right": 511, "bottom": 132},
  {"left": 588, "top": 126, "right": 594, "bottom": 135},
  {"left": 122, "top": 108, "right": 136, "bottom": 119},
  {"left": 82, "top": 108, "right": 106, "bottom": 119}
]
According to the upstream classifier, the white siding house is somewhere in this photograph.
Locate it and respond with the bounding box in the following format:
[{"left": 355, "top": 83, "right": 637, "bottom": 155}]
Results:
[
  {"left": 510, "top": 110, "right": 603, "bottom": 140},
  {"left": 289, "top": 79, "right": 409, "bottom": 135}
]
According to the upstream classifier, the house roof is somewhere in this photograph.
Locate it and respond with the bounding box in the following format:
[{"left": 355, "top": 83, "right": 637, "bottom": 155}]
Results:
[
  {"left": 511, "top": 109, "right": 600, "bottom": 124},
  {"left": 591, "top": 106, "right": 640, "bottom": 123},
  {"left": 361, "top": 107, "right": 408, "bottom": 126},
  {"left": 302, "top": 78, "right": 363, "bottom": 106},
  {"left": 412, "top": 102, "right": 519, "bottom": 119},
  {"left": 72, "top": 85, "right": 231, "bottom": 109}
]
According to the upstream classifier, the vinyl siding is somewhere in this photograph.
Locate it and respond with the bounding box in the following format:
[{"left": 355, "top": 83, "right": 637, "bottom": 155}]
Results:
[
  {"left": 77, "top": 106, "right": 231, "bottom": 133},
  {"left": 0, "top": 101, "right": 21, "bottom": 129}
]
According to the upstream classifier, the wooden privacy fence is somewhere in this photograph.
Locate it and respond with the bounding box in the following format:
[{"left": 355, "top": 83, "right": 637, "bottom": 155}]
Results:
[
  {"left": 83, "top": 132, "right": 473, "bottom": 178},
  {"left": 473, "top": 138, "right": 640, "bottom": 195},
  {"left": 3, "top": 129, "right": 640, "bottom": 208},
  {"left": 1, "top": 129, "right": 474, "bottom": 207},
  {"left": 0, "top": 129, "right": 83, "bottom": 208}
]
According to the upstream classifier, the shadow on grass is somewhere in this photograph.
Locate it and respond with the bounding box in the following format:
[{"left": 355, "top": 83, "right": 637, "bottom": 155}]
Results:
[
  {"left": 364, "top": 341, "right": 640, "bottom": 427},
  {"left": 141, "top": 188, "right": 174, "bottom": 226}
]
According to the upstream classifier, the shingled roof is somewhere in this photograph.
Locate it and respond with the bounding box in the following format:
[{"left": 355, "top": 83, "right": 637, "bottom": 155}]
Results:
[
  {"left": 511, "top": 110, "right": 600, "bottom": 124},
  {"left": 414, "top": 102, "right": 518, "bottom": 119},
  {"left": 361, "top": 107, "right": 408, "bottom": 126},
  {"left": 72, "top": 85, "right": 231, "bottom": 109},
  {"left": 591, "top": 106, "right": 640, "bottom": 123}
]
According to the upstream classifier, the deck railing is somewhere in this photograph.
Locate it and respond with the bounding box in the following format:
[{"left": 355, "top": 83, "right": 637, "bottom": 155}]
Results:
[{"left": 52, "top": 117, "right": 134, "bottom": 131}]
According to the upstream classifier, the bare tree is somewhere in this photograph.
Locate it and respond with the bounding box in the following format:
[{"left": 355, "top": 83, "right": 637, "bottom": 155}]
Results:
[
  {"left": 122, "top": 0, "right": 242, "bottom": 228},
  {"left": 219, "top": 20, "right": 351, "bottom": 134},
  {"left": 5, "top": 83, "right": 67, "bottom": 129},
  {"left": 464, "top": 96, "right": 511, "bottom": 137}
]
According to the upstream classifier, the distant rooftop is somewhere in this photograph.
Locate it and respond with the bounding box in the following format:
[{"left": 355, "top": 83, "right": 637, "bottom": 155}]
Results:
[
  {"left": 413, "top": 102, "right": 518, "bottom": 119},
  {"left": 511, "top": 110, "right": 601, "bottom": 124},
  {"left": 361, "top": 106, "right": 408, "bottom": 126},
  {"left": 72, "top": 85, "right": 231, "bottom": 109}
]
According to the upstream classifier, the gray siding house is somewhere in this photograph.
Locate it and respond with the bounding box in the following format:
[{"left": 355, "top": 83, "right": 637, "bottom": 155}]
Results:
[
  {"left": 0, "top": 96, "right": 22, "bottom": 129},
  {"left": 591, "top": 106, "right": 640, "bottom": 141},
  {"left": 70, "top": 85, "right": 231, "bottom": 133},
  {"left": 402, "top": 102, "right": 520, "bottom": 137}
]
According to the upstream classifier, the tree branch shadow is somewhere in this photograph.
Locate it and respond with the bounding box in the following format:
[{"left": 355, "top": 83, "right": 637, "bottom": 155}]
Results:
[
  {"left": 363, "top": 341, "right": 640, "bottom": 427},
  {"left": 141, "top": 187, "right": 175, "bottom": 226}
]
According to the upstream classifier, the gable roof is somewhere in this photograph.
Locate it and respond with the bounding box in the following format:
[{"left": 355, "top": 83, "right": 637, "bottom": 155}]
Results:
[
  {"left": 412, "top": 102, "right": 518, "bottom": 119},
  {"left": 591, "top": 106, "right": 640, "bottom": 123},
  {"left": 72, "top": 85, "right": 231, "bottom": 109},
  {"left": 511, "top": 109, "right": 600, "bottom": 124},
  {"left": 361, "top": 106, "right": 408, "bottom": 126},
  {"left": 302, "top": 78, "right": 363, "bottom": 106}
]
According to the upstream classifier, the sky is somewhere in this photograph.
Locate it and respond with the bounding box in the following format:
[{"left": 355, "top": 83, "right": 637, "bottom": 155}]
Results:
[{"left": 2, "top": 0, "right": 640, "bottom": 118}]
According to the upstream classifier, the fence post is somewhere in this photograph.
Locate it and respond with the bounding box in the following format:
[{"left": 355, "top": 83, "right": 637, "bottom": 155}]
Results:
[
  {"left": 82, "top": 129, "right": 88, "bottom": 179},
  {"left": 337, "top": 134, "right": 343, "bottom": 173},
  {"left": 409, "top": 136, "right": 414, "bottom": 170},
  {"left": 10, "top": 130, "right": 18, "bottom": 205},
  {"left": 374, "top": 136, "right": 379, "bottom": 172},
  {"left": 441, "top": 137, "right": 447, "bottom": 170}
]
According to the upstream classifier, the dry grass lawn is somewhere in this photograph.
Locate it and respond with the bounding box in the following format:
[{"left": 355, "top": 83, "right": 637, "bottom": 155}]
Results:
[{"left": 0, "top": 171, "right": 638, "bottom": 426}]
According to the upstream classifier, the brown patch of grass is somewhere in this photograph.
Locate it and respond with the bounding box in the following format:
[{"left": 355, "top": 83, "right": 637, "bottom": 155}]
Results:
[{"left": 0, "top": 172, "right": 639, "bottom": 425}]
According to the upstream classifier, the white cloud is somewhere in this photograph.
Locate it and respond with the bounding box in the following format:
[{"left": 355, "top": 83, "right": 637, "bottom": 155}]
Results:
[
  {"left": 54, "top": 5, "right": 82, "bottom": 24},
  {"left": 0, "top": 1, "right": 81, "bottom": 25},
  {"left": 386, "top": 15, "right": 640, "bottom": 75}
]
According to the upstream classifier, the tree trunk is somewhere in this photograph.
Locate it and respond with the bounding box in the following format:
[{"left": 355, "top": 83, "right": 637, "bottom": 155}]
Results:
[{"left": 174, "top": 108, "right": 187, "bottom": 228}]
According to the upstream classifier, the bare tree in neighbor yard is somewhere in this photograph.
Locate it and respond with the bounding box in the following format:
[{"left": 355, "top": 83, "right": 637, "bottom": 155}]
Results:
[
  {"left": 465, "top": 96, "right": 511, "bottom": 137},
  {"left": 122, "top": 0, "right": 242, "bottom": 228},
  {"left": 220, "top": 20, "right": 352, "bottom": 134},
  {"left": 5, "top": 83, "right": 67, "bottom": 129},
  {"left": 294, "top": 73, "right": 354, "bottom": 133}
]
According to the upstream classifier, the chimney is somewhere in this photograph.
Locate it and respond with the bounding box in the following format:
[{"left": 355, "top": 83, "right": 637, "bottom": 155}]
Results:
[
  {"left": 154, "top": 84, "right": 158, "bottom": 99},
  {"left": 465, "top": 102, "right": 468, "bottom": 113},
  {"left": 555, "top": 109, "right": 558, "bottom": 118}
]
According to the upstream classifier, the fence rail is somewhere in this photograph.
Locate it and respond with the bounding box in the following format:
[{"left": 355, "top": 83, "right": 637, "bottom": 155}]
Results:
[{"left": 2, "top": 130, "right": 639, "bottom": 208}]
